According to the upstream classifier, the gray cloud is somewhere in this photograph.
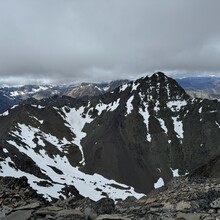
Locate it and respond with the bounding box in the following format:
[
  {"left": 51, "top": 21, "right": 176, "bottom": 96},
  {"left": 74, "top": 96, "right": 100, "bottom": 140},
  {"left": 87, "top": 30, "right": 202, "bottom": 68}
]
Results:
[{"left": 0, "top": 0, "right": 220, "bottom": 84}]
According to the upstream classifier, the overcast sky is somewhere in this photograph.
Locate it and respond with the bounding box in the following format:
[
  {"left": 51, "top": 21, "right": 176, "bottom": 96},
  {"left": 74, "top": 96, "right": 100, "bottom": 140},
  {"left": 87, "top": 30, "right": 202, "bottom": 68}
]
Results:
[{"left": 0, "top": 0, "right": 220, "bottom": 84}]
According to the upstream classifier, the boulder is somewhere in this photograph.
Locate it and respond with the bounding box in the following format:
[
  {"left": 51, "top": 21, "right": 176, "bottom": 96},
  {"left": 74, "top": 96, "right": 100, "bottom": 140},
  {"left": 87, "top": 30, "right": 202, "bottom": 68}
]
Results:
[
  {"left": 3, "top": 210, "right": 33, "bottom": 220},
  {"left": 210, "top": 198, "right": 220, "bottom": 209},
  {"left": 96, "top": 214, "right": 131, "bottom": 220},
  {"left": 93, "top": 198, "right": 115, "bottom": 215}
]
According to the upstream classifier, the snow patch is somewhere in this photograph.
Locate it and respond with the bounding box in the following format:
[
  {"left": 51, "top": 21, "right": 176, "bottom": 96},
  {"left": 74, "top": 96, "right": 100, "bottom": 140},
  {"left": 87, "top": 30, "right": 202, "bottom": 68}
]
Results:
[
  {"left": 12, "top": 123, "right": 69, "bottom": 152},
  {"left": 154, "top": 100, "right": 160, "bottom": 112},
  {"left": 31, "top": 105, "right": 45, "bottom": 109},
  {"left": 167, "top": 100, "right": 187, "bottom": 112},
  {"left": 95, "top": 98, "right": 120, "bottom": 115},
  {"left": 110, "top": 98, "right": 120, "bottom": 111},
  {"left": 210, "top": 110, "right": 217, "bottom": 113},
  {"left": 10, "top": 91, "right": 23, "bottom": 97},
  {"left": 3, "top": 148, "right": 8, "bottom": 153},
  {"left": 62, "top": 106, "right": 93, "bottom": 165},
  {"left": 119, "top": 84, "right": 128, "bottom": 92},
  {"left": 172, "top": 169, "right": 179, "bottom": 177},
  {"left": 11, "top": 105, "right": 19, "bottom": 109},
  {"left": 154, "top": 177, "right": 164, "bottom": 189},
  {"left": 216, "top": 121, "right": 220, "bottom": 128},
  {"left": 131, "top": 82, "right": 140, "bottom": 92},
  {"left": 166, "top": 83, "right": 170, "bottom": 99},
  {"left": 10, "top": 86, "right": 50, "bottom": 97},
  {"left": 158, "top": 118, "right": 168, "bottom": 134},
  {"left": 139, "top": 103, "right": 151, "bottom": 142},
  {"left": 198, "top": 107, "right": 202, "bottom": 114},
  {"left": 125, "top": 96, "right": 134, "bottom": 116},
  {"left": 30, "top": 116, "right": 43, "bottom": 124},
  {"left": 172, "top": 116, "right": 184, "bottom": 140},
  {"left": 139, "top": 92, "right": 145, "bottom": 103},
  {"left": 103, "top": 86, "right": 110, "bottom": 92},
  {"left": 0, "top": 110, "right": 9, "bottom": 116}
]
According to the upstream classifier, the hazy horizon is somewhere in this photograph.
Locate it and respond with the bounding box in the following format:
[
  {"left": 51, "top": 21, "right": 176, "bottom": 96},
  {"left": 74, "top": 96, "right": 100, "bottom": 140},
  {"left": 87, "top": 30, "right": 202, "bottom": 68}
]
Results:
[{"left": 1, "top": 71, "right": 220, "bottom": 87}]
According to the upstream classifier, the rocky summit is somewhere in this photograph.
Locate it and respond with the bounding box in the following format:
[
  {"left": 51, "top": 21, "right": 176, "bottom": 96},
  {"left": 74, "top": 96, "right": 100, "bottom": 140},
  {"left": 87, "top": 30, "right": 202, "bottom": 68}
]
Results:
[
  {"left": 1, "top": 175, "right": 220, "bottom": 219},
  {"left": 1, "top": 72, "right": 220, "bottom": 204}
]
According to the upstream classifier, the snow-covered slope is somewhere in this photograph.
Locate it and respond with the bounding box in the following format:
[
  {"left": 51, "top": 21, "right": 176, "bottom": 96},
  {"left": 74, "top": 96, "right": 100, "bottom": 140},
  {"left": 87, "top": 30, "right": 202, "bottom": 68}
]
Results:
[{"left": 5, "top": 123, "right": 143, "bottom": 201}]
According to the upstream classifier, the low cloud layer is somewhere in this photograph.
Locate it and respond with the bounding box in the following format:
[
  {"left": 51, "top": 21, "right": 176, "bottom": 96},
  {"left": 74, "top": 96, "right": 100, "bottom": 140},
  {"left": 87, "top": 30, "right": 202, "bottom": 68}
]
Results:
[{"left": 0, "top": 0, "right": 220, "bottom": 84}]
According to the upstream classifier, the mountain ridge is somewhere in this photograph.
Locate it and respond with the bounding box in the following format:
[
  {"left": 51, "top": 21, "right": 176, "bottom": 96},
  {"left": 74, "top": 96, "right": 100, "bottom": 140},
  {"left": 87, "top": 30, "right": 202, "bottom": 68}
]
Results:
[{"left": 1, "top": 72, "right": 220, "bottom": 201}]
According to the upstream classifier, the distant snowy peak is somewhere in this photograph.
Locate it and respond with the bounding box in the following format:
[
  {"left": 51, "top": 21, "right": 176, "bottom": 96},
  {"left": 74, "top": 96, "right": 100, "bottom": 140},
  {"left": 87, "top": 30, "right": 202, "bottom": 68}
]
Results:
[
  {"left": 0, "top": 80, "right": 129, "bottom": 113},
  {"left": 9, "top": 85, "right": 52, "bottom": 97}
]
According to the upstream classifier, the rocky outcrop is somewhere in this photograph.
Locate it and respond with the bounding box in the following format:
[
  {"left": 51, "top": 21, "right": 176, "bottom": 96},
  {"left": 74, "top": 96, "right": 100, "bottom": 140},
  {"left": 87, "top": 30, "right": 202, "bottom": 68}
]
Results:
[{"left": 1, "top": 176, "right": 220, "bottom": 219}]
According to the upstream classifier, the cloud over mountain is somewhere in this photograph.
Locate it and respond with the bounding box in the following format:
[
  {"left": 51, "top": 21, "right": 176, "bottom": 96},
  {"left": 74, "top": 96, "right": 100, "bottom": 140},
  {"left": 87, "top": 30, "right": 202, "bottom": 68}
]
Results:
[{"left": 0, "top": 0, "right": 220, "bottom": 84}]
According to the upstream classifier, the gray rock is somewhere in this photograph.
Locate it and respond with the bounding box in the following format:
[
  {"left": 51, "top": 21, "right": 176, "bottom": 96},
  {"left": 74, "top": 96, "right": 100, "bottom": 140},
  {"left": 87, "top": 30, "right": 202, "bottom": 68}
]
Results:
[
  {"left": 210, "top": 198, "right": 220, "bottom": 209},
  {"left": 202, "top": 216, "right": 215, "bottom": 220},
  {"left": 94, "top": 198, "right": 115, "bottom": 215},
  {"left": 0, "top": 212, "right": 6, "bottom": 219},
  {"left": 84, "top": 207, "right": 97, "bottom": 220},
  {"left": 0, "top": 206, "right": 12, "bottom": 215},
  {"left": 35, "top": 207, "right": 60, "bottom": 216},
  {"left": 56, "top": 209, "right": 84, "bottom": 218},
  {"left": 162, "top": 202, "right": 176, "bottom": 212},
  {"left": 2, "top": 210, "right": 33, "bottom": 220},
  {"left": 140, "top": 213, "right": 160, "bottom": 220},
  {"left": 14, "top": 202, "right": 41, "bottom": 210},
  {"left": 176, "top": 212, "right": 205, "bottom": 220},
  {"left": 176, "top": 201, "right": 191, "bottom": 211},
  {"left": 96, "top": 214, "right": 131, "bottom": 220}
]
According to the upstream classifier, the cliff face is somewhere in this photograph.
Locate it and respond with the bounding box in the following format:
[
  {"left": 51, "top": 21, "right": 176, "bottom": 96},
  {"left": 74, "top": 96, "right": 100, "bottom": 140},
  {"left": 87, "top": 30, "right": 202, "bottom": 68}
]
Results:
[{"left": 1, "top": 72, "right": 220, "bottom": 201}]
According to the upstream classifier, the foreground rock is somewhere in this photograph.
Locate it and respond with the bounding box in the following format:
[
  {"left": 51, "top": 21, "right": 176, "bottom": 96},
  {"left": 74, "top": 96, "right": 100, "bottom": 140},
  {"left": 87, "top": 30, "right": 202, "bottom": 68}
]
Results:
[{"left": 1, "top": 176, "right": 220, "bottom": 219}]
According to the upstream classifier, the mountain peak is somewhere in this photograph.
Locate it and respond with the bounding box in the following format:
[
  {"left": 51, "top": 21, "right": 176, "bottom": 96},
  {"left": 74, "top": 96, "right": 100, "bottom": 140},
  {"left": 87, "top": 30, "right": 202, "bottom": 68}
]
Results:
[
  {"left": 151, "top": 71, "right": 166, "bottom": 78},
  {"left": 132, "top": 72, "right": 189, "bottom": 101}
]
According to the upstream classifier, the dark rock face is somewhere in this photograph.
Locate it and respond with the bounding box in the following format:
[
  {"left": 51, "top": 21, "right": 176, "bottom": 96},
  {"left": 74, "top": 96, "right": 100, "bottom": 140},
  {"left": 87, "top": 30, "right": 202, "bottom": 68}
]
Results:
[
  {"left": 189, "top": 155, "right": 220, "bottom": 178},
  {"left": 1, "top": 72, "right": 220, "bottom": 200}
]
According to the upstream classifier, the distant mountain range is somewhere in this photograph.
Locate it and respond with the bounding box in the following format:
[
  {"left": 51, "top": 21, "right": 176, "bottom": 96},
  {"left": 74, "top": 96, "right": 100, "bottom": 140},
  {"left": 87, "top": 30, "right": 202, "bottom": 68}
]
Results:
[
  {"left": 1, "top": 76, "right": 220, "bottom": 114},
  {"left": 1, "top": 72, "right": 220, "bottom": 201},
  {"left": 0, "top": 80, "right": 129, "bottom": 113},
  {"left": 176, "top": 76, "right": 220, "bottom": 100}
]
